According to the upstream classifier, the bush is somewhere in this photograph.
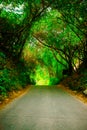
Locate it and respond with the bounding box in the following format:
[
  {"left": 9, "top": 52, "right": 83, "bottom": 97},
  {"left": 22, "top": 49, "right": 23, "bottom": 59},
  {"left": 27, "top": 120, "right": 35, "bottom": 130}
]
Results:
[
  {"left": 16, "top": 60, "right": 31, "bottom": 87},
  {"left": 0, "top": 52, "right": 32, "bottom": 98},
  {"left": 0, "top": 86, "right": 7, "bottom": 97}
]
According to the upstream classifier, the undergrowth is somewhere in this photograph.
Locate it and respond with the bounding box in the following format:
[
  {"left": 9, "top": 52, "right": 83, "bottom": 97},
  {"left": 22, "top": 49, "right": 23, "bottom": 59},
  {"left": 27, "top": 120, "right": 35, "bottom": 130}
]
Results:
[
  {"left": 62, "top": 68, "right": 87, "bottom": 92},
  {"left": 0, "top": 51, "right": 32, "bottom": 101}
]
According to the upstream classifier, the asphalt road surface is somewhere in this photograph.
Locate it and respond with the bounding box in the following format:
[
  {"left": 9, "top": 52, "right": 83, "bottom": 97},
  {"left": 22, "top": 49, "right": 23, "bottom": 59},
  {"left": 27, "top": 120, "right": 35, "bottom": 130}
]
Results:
[{"left": 0, "top": 85, "right": 87, "bottom": 130}]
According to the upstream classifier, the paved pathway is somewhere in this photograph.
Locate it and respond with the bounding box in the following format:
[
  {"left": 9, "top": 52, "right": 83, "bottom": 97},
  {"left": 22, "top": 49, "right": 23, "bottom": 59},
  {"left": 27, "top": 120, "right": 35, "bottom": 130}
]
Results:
[{"left": 0, "top": 85, "right": 87, "bottom": 130}]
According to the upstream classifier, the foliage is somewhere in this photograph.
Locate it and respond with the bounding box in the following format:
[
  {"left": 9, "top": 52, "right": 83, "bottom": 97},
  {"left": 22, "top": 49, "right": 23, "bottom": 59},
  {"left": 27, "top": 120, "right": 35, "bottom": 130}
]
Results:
[
  {"left": 0, "top": 0, "right": 87, "bottom": 63},
  {"left": 0, "top": 0, "right": 50, "bottom": 59},
  {"left": 0, "top": 51, "right": 32, "bottom": 98},
  {"left": 32, "top": 9, "right": 81, "bottom": 75},
  {"left": 0, "top": 0, "right": 87, "bottom": 92},
  {"left": 22, "top": 36, "right": 65, "bottom": 85}
]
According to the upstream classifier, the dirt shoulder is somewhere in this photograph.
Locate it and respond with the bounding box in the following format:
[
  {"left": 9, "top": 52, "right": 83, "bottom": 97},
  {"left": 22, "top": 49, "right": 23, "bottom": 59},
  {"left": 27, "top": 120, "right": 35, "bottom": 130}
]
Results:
[
  {"left": 0, "top": 85, "right": 31, "bottom": 109},
  {"left": 0, "top": 83, "right": 87, "bottom": 110},
  {"left": 58, "top": 84, "right": 87, "bottom": 104}
]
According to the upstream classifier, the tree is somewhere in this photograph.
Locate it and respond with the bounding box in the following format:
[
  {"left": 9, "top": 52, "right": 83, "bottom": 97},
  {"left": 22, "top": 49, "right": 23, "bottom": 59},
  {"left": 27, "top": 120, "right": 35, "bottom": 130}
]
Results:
[
  {"left": 52, "top": 0, "right": 87, "bottom": 67},
  {"left": 32, "top": 8, "right": 83, "bottom": 75},
  {"left": 0, "top": 0, "right": 87, "bottom": 73},
  {"left": 0, "top": 0, "right": 51, "bottom": 60}
]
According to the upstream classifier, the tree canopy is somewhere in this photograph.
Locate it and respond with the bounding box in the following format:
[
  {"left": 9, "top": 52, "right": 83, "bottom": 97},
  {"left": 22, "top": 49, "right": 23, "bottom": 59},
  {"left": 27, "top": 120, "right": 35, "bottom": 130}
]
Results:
[{"left": 0, "top": 0, "right": 87, "bottom": 87}]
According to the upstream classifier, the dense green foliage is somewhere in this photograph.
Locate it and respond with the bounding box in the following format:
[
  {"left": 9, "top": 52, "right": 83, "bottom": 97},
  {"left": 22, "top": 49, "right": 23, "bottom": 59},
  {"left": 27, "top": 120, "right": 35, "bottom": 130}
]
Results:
[
  {"left": 22, "top": 38, "right": 64, "bottom": 85},
  {"left": 0, "top": 51, "right": 33, "bottom": 99},
  {"left": 0, "top": 0, "right": 87, "bottom": 97}
]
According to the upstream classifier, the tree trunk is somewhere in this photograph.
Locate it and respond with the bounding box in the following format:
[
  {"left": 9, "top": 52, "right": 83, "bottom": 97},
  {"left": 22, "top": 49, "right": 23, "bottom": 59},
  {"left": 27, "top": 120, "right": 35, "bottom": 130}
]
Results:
[
  {"left": 68, "top": 59, "right": 73, "bottom": 76},
  {"left": 83, "top": 38, "right": 87, "bottom": 67}
]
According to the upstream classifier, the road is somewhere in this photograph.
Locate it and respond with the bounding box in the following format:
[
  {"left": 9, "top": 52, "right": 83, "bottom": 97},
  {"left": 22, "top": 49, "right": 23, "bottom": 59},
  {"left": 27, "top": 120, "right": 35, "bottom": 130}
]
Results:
[{"left": 0, "top": 85, "right": 87, "bottom": 130}]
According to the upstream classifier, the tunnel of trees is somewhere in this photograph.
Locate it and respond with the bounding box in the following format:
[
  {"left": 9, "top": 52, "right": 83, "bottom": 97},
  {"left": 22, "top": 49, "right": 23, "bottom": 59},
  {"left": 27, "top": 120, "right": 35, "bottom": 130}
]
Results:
[{"left": 0, "top": 0, "right": 87, "bottom": 97}]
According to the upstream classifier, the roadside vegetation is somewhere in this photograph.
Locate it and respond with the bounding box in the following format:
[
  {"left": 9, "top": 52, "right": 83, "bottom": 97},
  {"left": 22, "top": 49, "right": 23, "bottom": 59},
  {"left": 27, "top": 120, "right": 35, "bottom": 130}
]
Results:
[{"left": 0, "top": 0, "right": 87, "bottom": 102}]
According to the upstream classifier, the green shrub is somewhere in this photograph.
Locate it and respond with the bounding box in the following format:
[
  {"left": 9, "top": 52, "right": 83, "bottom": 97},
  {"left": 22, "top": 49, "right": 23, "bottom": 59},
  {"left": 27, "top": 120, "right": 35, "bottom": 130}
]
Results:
[
  {"left": 0, "top": 86, "right": 7, "bottom": 97},
  {"left": 0, "top": 52, "right": 32, "bottom": 98}
]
